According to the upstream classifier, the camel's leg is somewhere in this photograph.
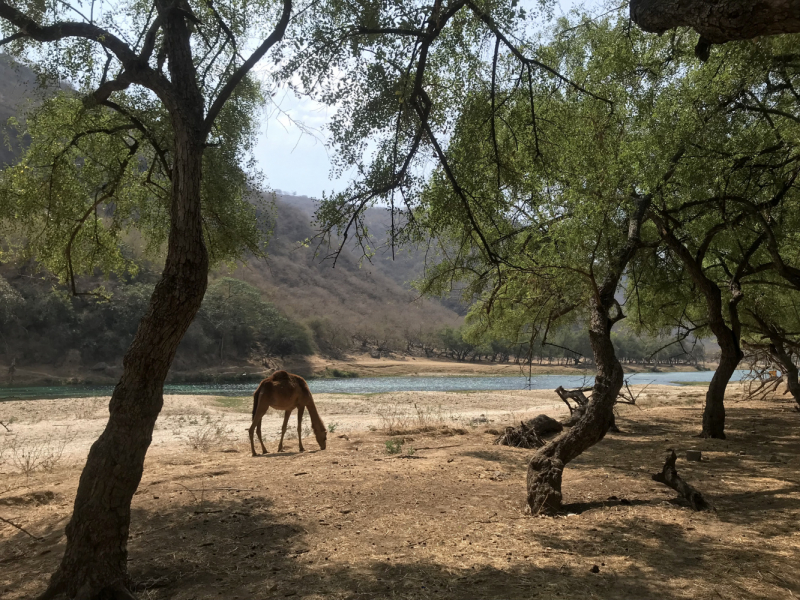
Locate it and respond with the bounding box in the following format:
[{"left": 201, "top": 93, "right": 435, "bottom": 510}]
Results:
[
  {"left": 277, "top": 410, "right": 291, "bottom": 452},
  {"left": 248, "top": 414, "right": 262, "bottom": 457},
  {"left": 256, "top": 416, "right": 268, "bottom": 455},
  {"left": 248, "top": 418, "right": 258, "bottom": 457},
  {"left": 297, "top": 406, "right": 306, "bottom": 453}
]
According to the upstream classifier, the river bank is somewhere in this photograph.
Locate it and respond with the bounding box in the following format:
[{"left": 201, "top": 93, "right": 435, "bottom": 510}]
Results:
[{"left": 1, "top": 353, "right": 711, "bottom": 388}]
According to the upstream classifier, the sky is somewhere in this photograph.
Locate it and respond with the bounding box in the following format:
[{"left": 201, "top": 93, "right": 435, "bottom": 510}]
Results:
[{"left": 254, "top": 0, "right": 607, "bottom": 199}]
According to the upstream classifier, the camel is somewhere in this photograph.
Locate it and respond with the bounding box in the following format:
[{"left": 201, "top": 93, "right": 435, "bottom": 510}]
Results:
[{"left": 248, "top": 370, "right": 327, "bottom": 456}]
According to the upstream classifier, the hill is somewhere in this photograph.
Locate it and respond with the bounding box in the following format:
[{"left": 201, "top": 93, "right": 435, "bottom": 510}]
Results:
[{"left": 228, "top": 193, "right": 462, "bottom": 357}]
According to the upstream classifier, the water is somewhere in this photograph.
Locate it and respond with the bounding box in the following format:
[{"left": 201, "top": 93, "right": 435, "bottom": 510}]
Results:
[{"left": 0, "top": 369, "right": 749, "bottom": 401}]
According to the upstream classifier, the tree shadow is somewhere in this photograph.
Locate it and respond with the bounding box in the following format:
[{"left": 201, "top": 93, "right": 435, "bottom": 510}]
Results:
[{"left": 114, "top": 493, "right": 800, "bottom": 599}]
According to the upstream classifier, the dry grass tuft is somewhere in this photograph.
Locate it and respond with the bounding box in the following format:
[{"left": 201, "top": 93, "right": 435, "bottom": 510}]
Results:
[
  {"left": 183, "top": 416, "right": 234, "bottom": 452},
  {"left": 375, "top": 402, "right": 460, "bottom": 434},
  {"left": 2, "top": 430, "right": 76, "bottom": 476}
]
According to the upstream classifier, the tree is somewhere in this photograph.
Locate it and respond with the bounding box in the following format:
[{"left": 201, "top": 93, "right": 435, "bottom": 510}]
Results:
[
  {"left": 197, "top": 278, "right": 312, "bottom": 359},
  {"left": 636, "top": 33, "right": 800, "bottom": 437},
  {"left": 307, "top": 6, "right": 800, "bottom": 509},
  {"left": 311, "top": 12, "right": 702, "bottom": 513},
  {"left": 0, "top": 0, "right": 291, "bottom": 596},
  {"left": 741, "top": 286, "right": 800, "bottom": 408}
]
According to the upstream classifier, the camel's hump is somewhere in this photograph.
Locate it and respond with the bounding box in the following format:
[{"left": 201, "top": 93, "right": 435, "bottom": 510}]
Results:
[{"left": 271, "top": 370, "right": 291, "bottom": 380}]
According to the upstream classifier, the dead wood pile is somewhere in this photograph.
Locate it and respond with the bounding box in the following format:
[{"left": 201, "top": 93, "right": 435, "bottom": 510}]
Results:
[{"left": 495, "top": 414, "right": 563, "bottom": 448}]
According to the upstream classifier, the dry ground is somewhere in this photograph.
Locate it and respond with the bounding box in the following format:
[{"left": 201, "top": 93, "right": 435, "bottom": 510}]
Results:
[{"left": 1, "top": 384, "right": 799, "bottom": 600}]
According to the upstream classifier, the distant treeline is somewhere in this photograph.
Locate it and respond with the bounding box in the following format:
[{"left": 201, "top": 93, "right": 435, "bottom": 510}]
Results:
[
  {"left": 0, "top": 269, "right": 705, "bottom": 371},
  {"left": 0, "top": 275, "right": 314, "bottom": 370},
  {"left": 430, "top": 326, "right": 706, "bottom": 367}
]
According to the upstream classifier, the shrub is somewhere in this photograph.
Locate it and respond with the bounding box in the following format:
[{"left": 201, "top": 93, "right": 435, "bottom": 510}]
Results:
[{"left": 385, "top": 439, "right": 403, "bottom": 454}]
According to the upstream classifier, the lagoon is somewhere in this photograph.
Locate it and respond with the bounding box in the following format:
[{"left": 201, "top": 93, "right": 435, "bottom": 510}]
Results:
[{"left": 0, "top": 369, "right": 748, "bottom": 401}]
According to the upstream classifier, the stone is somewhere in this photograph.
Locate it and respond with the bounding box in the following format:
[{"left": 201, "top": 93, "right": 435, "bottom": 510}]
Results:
[{"left": 685, "top": 450, "right": 702, "bottom": 462}]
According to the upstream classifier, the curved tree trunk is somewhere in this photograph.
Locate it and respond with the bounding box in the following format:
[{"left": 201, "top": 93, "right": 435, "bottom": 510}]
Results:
[
  {"left": 527, "top": 297, "right": 623, "bottom": 514},
  {"left": 769, "top": 345, "right": 800, "bottom": 409},
  {"left": 526, "top": 194, "right": 653, "bottom": 515},
  {"left": 651, "top": 214, "right": 743, "bottom": 439},
  {"left": 703, "top": 328, "right": 741, "bottom": 439},
  {"left": 783, "top": 363, "right": 800, "bottom": 409},
  {"left": 39, "top": 132, "right": 207, "bottom": 600}
]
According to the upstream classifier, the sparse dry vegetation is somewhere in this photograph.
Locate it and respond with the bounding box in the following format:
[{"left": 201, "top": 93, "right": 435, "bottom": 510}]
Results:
[
  {"left": 2, "top": 430, "right": 75, "bottom": 476},
  {"left": 375, "top": 402, "right": 460, "bottom": 435},
  {"left": 182, "top": 416, "right": 234, "bottom": 452}
]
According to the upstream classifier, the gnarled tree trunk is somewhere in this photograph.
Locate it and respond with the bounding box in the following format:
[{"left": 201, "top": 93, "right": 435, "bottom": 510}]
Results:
[
  {"left": 527, "top": 296, "right": 624, "bottom": 514},
  {"left": 39, "top": 129, "right": 207, "bottom": 600},
  {"left": 704, "top": 327, "right": 741, "bottom": 439},
  {"left": 782, "top": 361, "right": 800, "bottom": 409},
  {"left": 651, "top": 214, "right": 743, "bottom": 439},
  {"left": 630, "top": 0, "right": 800, "bottom": 43},
  {"left": 769, "top": 344, "right": 800, "bottom": 409}
]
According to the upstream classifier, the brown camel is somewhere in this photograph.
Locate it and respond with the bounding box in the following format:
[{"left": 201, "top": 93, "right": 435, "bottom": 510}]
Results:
[{"left": 248, "top": 370, "right": 327, "bottom": 456}]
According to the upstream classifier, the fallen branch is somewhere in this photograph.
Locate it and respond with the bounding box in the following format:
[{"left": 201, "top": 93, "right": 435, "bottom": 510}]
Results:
[
  {"left": 0, "top": 421, "right": 10, "bottom": 432},
  {"left": 652, "top": 450, "right": 713, "bottom": 511},
  {"left": 0, "top": 515, "right": 43, "bottom": 540}
]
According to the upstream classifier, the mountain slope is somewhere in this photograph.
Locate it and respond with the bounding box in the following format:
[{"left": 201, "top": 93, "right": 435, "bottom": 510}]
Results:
[{"left": 229, "top": 195, "right": 461, "bottom": 354}]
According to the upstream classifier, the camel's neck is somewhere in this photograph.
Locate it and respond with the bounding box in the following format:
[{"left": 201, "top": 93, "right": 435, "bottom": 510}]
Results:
[{"left": 306, "top": 399, "right": 326, "bottom": 432}]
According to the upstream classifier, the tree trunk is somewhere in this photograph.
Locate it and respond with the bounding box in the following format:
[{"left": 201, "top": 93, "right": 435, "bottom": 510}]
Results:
[
  {"left": 526, "top": 297, "right": 623, "bottom": 514},
  {"left": 703, "top": 328, "right": 740, "bottom": 439},
  {"left": 651, "top": 214, "right": 742, "bottom": 439},
  {"left": 770, "top": 345, "right": 800, "bottom": 408},
  {"left": 525, "top": 194, "right": 654, "bottom": 515},
  {"left": 630, "top": 0, "right": 800, "bottom": 43},
  {"left": 784, "top": 364, "right": 800, "bottom": 409},
  {"left": 39, "top": 132, "right": 207, "bottom": 600},
  {"left": 652, "top": 450, "right": 713, "bottom": 511}
]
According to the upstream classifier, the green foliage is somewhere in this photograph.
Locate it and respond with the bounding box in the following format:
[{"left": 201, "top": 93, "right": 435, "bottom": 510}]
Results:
[
  {"left": 0, "top": 85, "right": 269, "bottom": 293},
  {"left": 437, "top": 326, "right": 475, "bottom": 361},
  {"left": 384, "top": 439, "right": 402, "bottom": 454},
  {"left": 195, "top": 277, "right": 313, "bottom": 359},
  {"left": 0, "top": 274, "right": 311, "bottom": 367},
  {"left": 306, "top": 4, "right": 800, "bottom": 363}
]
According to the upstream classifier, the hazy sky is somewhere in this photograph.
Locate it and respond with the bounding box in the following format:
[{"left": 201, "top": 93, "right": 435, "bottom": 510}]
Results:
[{"left": 255, "top": 0, "right": 607, "bottom": 198}]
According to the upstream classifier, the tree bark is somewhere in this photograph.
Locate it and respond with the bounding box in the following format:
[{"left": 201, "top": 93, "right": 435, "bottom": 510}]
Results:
[
  {"left": 630, "top": 0, "right": 800, "bottom": 43},
  {"left": 39, "top": 130, "right": 207, "bottom": 600},
  {"left": 769, "top": 344, "right": 800, "bottom": 408},
  {"left": 704, "top": 329, "right": 740, "bottom": 439},
  {"left": 652, "top": 450, "right": 713, "bottom": 511},
  {"left": 783, "top": 362, "right": 800, "bottom": 409}
]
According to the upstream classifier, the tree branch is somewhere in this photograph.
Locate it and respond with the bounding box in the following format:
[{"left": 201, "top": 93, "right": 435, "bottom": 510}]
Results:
[
  {"left": 203, "top": 0, "right": 292, "bottom": 134},
  {"left": 631, "top": 0, "right": 800, "bottom": 44},
  {"left": 0, "top": 1, "right": 138, "bottom": 65}
]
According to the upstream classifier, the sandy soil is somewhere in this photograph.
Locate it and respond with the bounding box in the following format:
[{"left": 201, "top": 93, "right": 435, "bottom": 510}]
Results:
[{"left": 1, "top": 384, "right": 798, "bottom": 600}]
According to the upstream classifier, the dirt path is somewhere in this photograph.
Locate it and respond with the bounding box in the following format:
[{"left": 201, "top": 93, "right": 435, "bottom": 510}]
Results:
[{"left": 1, "top": 385, "right": 799, "bottom": 599}]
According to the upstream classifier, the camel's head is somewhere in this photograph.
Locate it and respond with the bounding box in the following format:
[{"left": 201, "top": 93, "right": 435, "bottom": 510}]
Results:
[{"left": 314, "top": 423, "right": 327, "bottom": 450}]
